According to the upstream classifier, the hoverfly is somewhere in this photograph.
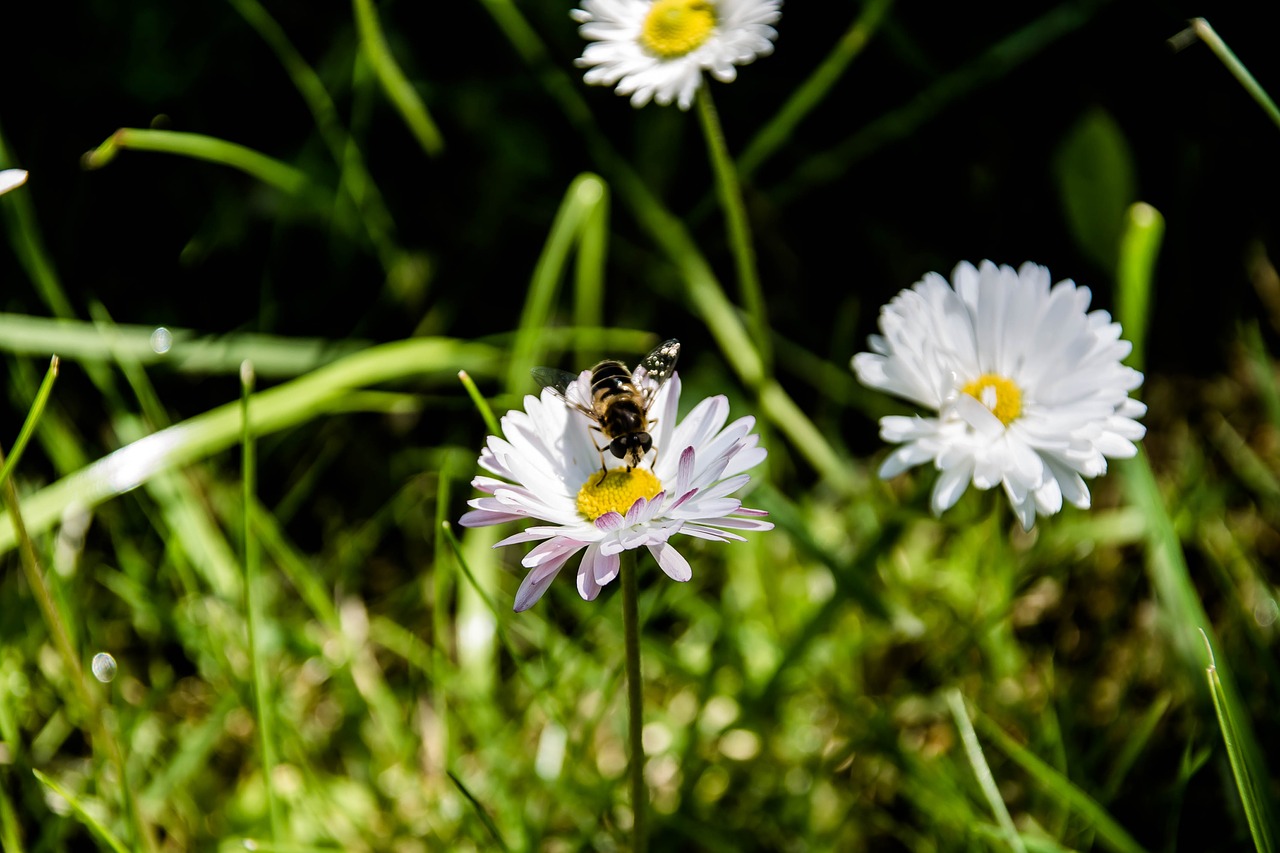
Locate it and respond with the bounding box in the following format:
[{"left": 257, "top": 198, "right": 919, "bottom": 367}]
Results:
[{"left": 532, "top": 339, "right": 681, "bottom": 472}]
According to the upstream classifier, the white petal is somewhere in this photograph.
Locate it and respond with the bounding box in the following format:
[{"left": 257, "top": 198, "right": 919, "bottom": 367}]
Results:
[{"left": 648, "top": 541, "right": 692, "bottom": 582}]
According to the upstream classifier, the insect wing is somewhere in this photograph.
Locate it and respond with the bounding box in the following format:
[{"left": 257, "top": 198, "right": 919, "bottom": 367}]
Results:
[
  {"left": 634, "top": 339, "right": 680, "bottom": 404},
  {"left": 530, "top": 366, "right": 579, "bottom": 401}
]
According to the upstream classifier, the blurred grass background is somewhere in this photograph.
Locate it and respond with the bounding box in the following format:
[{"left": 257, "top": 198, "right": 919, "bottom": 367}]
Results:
[{"left": 1, "top": 0, "right": 1279, "bottom": 850}]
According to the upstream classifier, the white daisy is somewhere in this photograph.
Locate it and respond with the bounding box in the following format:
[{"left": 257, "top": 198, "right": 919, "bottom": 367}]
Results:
[
  {"left": 851, "top": 260, "right": 1147, "bottom": 530},
  {"left": 0, "top": 169, "right": 29, "bottom": 196},
  {"left": 460, "top": 372, "right": 771, "bottom": 611},
  {"left": 571, "top": 0, "right": 782, "bottom": 110}
]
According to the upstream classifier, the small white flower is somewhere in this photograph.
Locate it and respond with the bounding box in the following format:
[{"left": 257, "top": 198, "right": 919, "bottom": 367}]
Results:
[
  {"left": 571, "top": 0, "right": 782, "bottom": 110},
  {"left": 852, "top": 260, "right": 1147, "bottom": 530},
  {"left": 0, "top": 169, "right": 29, "bottom": 196},
  {"left": 460, "top": 372, "right": 771, "bottom": 611}
]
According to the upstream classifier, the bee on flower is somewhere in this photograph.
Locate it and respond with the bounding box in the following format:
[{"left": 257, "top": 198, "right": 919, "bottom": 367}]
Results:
[{"left": 461, "top": 340, "right": 772, "bottom": 611}]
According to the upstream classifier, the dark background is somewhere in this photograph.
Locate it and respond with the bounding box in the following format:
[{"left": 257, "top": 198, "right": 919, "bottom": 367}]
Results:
[{"left": 2, "top": 0, "right": 1277, "bottom": 371}]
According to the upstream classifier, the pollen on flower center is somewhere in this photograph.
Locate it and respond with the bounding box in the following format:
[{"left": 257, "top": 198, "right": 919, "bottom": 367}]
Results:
[
  {"left": 962, "top": 373, "right": 1023, "bottom": 425},
  {"left": 576, "top": 468, "right": 662, "bottom": 520},
  {"left": 639, "top": 0, "right": 718, "bottom": 59}
]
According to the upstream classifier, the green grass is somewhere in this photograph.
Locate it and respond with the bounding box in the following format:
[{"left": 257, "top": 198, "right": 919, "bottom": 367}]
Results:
[{"left": 1, "top": 2, "right": 1278, "bottom": 851}]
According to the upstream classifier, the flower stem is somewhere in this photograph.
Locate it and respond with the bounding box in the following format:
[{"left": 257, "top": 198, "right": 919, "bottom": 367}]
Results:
[
  {"left": 621, "top": 552, "right": 647, "bottom": 851},
  {"left": 696, "top": 87, "right": 771, "bottom": 369}
]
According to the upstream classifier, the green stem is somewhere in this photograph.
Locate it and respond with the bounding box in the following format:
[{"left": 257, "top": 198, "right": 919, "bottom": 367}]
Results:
[
  {"left": 241, "top": 362, "right": 281, "bottom": 840},
  {"left": 946, "top": 689, "right": 1027, "bottom": 853},
  {"left": 696, "top": 88, "right": 770, "bottom": 368},
  {"left": 1174, "top": 18, "right": 1280, "bottom": 133},
  {"left": 621, "top": 552, "right": 647, "bottom": 852}
]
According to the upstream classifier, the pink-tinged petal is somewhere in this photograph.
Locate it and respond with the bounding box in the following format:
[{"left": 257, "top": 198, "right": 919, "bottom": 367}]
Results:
[
  {"left": 595, "top": 511, "right": 625, "bottom": 531},
  {"left": 459, "top": 509, "right": 524, "bottom": 528},
  {"left": 523, "top": 537, "right": 588, "bottom": 568},
  {"left": 514, "top": 565, "right": 564, "bottom": 612},
  {"left": 676, "top": 446, "right": 695, "bottom": 495},
  {"left": 576, "top": 544, "right": 606, "bottom": 600},
  {"left": 679, "top": 525, "right": 747, "bottom": 542},
  {"left": 648, "top": 542, "right": 692, "bottom": 582},
  {"left": 624, "top": 496, "right": 649, "bottom": 525}
]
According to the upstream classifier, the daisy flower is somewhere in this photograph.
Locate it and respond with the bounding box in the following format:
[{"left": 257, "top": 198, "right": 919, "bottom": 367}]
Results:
[
  {"left": 571, "top": 0, "right": 782, "bottom": 110},
  {"left": 851, "top": 260, "right": 1147, "bottom": 530},
  {"left": 0, "top": 169, "right": 29, "bottom": 196},
  {"left": 459, "top": 370, "right": 771, "bottom": 611}
]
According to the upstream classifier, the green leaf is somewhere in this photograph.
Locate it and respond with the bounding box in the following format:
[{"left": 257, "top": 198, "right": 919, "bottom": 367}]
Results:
[{"left": 1054, "top": 108, "right": 1137, "bottom": 273}]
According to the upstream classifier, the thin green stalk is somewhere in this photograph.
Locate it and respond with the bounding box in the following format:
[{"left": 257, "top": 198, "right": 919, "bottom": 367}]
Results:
[
  {"left": 1201, "top": 631, "right": 1275, "bottom": 853},
  {"left": 0, "top": 441, "right": 157, "bottom": 853},
  {"left": 352, "top": 0, "right": 444, "bottom": 157},
  {"left": 1170, "top": 18, "right": 1280, "bottom": 133},
  {"left": 242, "top": 362, "right": 282, "bottom": 840},
  {"left": 974, "top": 711, "right": 1148, "bottom": 853},
  {"left": 946, "top": 689, "right": 1027, "bottom": 853},
  {"left": 31, "top": 770, "right": 130, "bottom": 853},
  {"left": 696, "top": 88, "right": 771, "bottom": 368},
  {"left": 738, "top": 0, "right": 895, "bottom": 179},
  {"left": 508, "top": 173, "right": 609, "bottom": 391},
  {"left": 0, "top": 356, "right": 58, "bottom": 489},
  {"left": 458, "top": 370, "right": 501, "bottom": 437},
  {"left": 83, "top": 128, "right": 313, "bottom": 198},
  {"left": 622, "top": 551, "right": 647, "bottom": 852}
]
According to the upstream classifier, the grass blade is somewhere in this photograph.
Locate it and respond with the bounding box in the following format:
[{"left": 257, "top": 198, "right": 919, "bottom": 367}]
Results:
[
  {"left": 83, "top": 128, "right": 313, "bottom": 198},
  {"left": 1201, "top": 631, "right": 1276, "bottom": 853},
  {"left": 1169, "top": 18, "right": 1280, "bottom": 133},
  {"left": 946, "top": 689, "right": 1027, "bottom": 853},
  {"left": 352, "top": 0, "right": 444, "bottom": 157},
  {"left": 974, "top": 711, "right": 1148, "bottom": 853},
  {"left": 447, "top": 770, "right": 510, "bottom": 851},
  {"left": 0, "top": 355, "right": 58, "bottom": 489},
  {"left": 31, "top": 769, "right": 131, "bottom": 853}
]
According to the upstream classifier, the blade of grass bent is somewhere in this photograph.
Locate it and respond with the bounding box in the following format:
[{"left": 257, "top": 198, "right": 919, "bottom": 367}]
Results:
[
  {"left": 508, "top": 173, "right": 609, "bottom": 391},
  {"left": 946, "top": 689, "right": 1027, "bottom": 853},
  {"left": 973, "top": 712, "right": 1148, "bottom": 853},
  {"left": 0, "top": 355, "right": 58, "bottom": 489},
  {"left": 31, "top": 769, "right": 130, "bottom": 853},
  {"left": 738, "top": 0, "right": 895, "bottom": 180},
  {"left": 83, "top": 129, "right": 313, "bottom": 199},
  {"left": 0, "top": 338, "right": 502, "bottom": 554},
  {"left": 1124, "top": 451, "right": 1277, "bottom": 842},
  {"left": 352, "top": 0, "right": 444, "bottom": 157},
  {"left": 1202, "top": 631, "right": 1275, "bottom": 853},
  {"left": 1171, "top": 18, "right": 1280, "bottom": 133}
]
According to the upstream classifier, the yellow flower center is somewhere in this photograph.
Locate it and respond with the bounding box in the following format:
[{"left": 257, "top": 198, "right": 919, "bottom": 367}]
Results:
[
  {"left": 576, "top": 468, "right": 663, "bottom": 520},
  {"left": 640, "top": 0, "right": 718, "bottom": 59},
  {"left": 961, "top": 374, "right": 1023, "bottom": 426}
]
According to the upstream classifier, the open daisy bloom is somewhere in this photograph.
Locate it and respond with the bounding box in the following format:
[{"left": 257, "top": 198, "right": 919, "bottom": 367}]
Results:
[
  {"left": 852, "top": 260, "right": 1147, "bottom": 530},
  {"left": 460, "top": 371, "right": 771, "bottom": 611},
  {"left": 571, "top": 0, "right": 782, "bottom": 110}
]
